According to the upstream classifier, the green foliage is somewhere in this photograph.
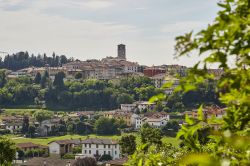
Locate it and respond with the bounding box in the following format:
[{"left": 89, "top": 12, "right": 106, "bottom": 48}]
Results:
[
  {"left": 173, "top": 0, "right": 250, "bottom": 165},
  {"left": 0, "top": 137, "right": 16, "bottom": 165},
  {"left": 74, "top": 72, "right": 83, "bottom": 79},
  {"left": 27, "top": 125, "right": 36, "bottom": 138},
  {"left": 161, "top": 120, "right": 180, "bottom": 137},
  {"left": 94, "top": 117, "right": 121, "bottom": 135},
  {"left": 21, "top": 116, "right": 29, "bottom": 134},
  {"left": 119, "top": 135, "right": 136, "bottom": 156},
  {"left": 53, "top": 71, "right": 66, "bottom": 89},
  {"left": 33, "top": 110, "right": 53, "bottom": 123},
  {"left": 139, "top": 124, "right": 162, "bottom": 146},
  {"left": 1, "top": 52, "right": 69, "bottom": 71},
  {"left": 73, "top": 146, "right": 82, "bottom": 154},
  {"left": 34, "top": 72, "right": 42, "bottom": 84},
  {"left": 62, "top": 153, "right": 75, "bottom": 159},
  {"left": 0, "top": 70, "right": 7, "bottom": 88},
  {"left": 99, "top": 154, "right": 112, "bottom": 161},
  {"left": 126, "top": 144, "right": 186, "bottom": 166}
]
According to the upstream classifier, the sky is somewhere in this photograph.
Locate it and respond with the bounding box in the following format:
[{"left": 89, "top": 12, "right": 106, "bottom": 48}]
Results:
[{"left": 0, "top": 0, "right": 220, "bottom": 66}]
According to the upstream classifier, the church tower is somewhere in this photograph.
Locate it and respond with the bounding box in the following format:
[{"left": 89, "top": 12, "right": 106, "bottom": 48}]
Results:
[{"left": 117, "top": 44, "right": 126, "bottom": 60}]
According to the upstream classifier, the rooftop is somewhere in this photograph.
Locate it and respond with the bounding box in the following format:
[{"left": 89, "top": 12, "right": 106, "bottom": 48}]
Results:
[{"left": 81, "top": 138, "right": 118, "bottom": 145}]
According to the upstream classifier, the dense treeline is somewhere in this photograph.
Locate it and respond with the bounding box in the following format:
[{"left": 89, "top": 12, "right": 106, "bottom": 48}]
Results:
[
  {"left": 0, "top": 51, "right": 70, "bottom": 71},
  {"left": 0, "top": 68, "right": 220, "bottom": 110},
  {"left": 0, "top": 70, "right": 160, "bottom": 110}
]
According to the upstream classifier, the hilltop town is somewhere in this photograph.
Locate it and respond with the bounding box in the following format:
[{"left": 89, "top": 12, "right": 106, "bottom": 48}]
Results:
[{"left": 0, "top": 44, "right": 226, "bottom": 165}]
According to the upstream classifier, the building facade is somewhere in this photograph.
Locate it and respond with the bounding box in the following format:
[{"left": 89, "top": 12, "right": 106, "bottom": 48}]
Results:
[{"left": 81, "top": 138, "right": 120, "bottom": 159}]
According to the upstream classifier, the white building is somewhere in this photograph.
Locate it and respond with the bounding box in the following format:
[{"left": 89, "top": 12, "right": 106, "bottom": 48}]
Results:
[
  {"left": 136, "top": 101, "right": 156, "bottom": 112},
  {"left": 120, "top": 104, "right": 137, "bottom": 112},
  {"left": 5, "top": 123, "right": 22, "bottom": 133},
  {"left": 150, "top": 73, "right": 167, "bottom": 88},
  {"left": 135, "top": 116, "right": 143, "bottom": 129},
  {"left": 135, "top": 112, "right": 170, "bottom": 129},
  {"left": 80, "top": 138, "right": 120, "bottom": 160},
  {"left": 143, "top": 117, "right": 169, "bottom": 128}
]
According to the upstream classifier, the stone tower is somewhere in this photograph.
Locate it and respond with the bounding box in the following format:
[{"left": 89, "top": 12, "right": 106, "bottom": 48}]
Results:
[{"left": 117, "top": 44, "right": 126, "bottom": 60}]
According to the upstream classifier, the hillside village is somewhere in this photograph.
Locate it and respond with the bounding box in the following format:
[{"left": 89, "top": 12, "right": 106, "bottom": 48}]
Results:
[{"left": 0, "top": 45, "right": 226, "bottom": 165}]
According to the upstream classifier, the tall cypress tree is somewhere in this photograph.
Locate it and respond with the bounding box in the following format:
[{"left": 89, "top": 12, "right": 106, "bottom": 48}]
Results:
[{"left": 34, "top": 72, "right": 41, "bottom": 84}]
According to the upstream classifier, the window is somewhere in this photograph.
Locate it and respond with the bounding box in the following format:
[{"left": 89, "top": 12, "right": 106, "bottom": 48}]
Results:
[
  {"left": 89, "top": 150, "right": 91, "bottom": 154},
  {"left": 108, "top": 145, "right": 110, "bottom": 148},
  {"left": 115, "top": 151, "right": 117, "bottom": 155},
  {"left": 96, "top": 144, "right": 99, "bottom": 148},
  {"left": 104, "top": 145, "right": 106, "bottom": 148},
  {"left": 85, "top": 150, "right": 87, "bottom": 154},
  {"left": 89, "top": 144, "right": 91, "bottom": 148},
  {"left": 85, "top": 144, "right": 87, "bottom": 148},
  {"left": 104, "top": 151, "right": 106, "bottom": 155},
  {"left": 114, "top": 145, "right": 117, "bottom": 149},
  {"left": 96, "top": 150, "right": 99, "bottom": 155},
  {"left": 108, "top": 151, "right": 111, "bottom": 155}
]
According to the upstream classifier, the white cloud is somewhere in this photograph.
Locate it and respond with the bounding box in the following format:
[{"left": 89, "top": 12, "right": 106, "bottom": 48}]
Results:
[
  {"left": 0, "top": 9, "right": 138, "bottom": 60},
  {"left": 76, "top": 0, "right": 115, "bottom": 10},
  {"left": 161, "top": 21, "right": 208, "bottom": 34}
]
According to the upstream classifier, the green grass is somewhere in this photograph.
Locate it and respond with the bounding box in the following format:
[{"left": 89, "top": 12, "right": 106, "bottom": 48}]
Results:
[
  {"left": 4, "top": 108, "right": 49, "bottom": 116},
  {"left": 10, "top": 134, "right": 180, "bottom": 147},
  {"left": 11, "top": 134, "right": 121, "bottom": 146},
  {"left": 162, "top": 136, "right": 180, "bottom": 147}
]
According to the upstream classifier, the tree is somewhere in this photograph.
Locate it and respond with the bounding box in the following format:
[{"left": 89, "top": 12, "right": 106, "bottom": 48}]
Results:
[
  {"left": 154, "top": 102, "right": 164, "bottom": 112},
  {"left": 27, "top": 125, "right": 36, "bottom": 138},
  {"left": 94, "top": 117, "right": 119, "bottom": 135},
  {"left": 116, "top": 93, "right": 134, "bottom": 105},
  {"left": 166, "top": 0, "right": 250, "bottom": 165},
  {"left": 21, "top": 116, "right": 29, "bottom": 134},
  {"left": 75, "top": 72, "right": 83, "bottom": 79},
  {"left": 0, "top": 137, "right": 16, "bottom": 165},
  {"left": 0, "top": 70, "right": 7, "bottom": 88},
  {"left": 33, "top": 110, "right": 52, "bottom": 123},
  {"left": 119, "top": 135, "right": 136, "bottom": 156},
  {"left": 53, "top": 72, "right": 65, "bottom": 89},
  {"left": 139, "top": 124, "right": 162, "bottom": 146},
  {"left": 34, "top": 72, "right": 41, "bottom": 84},
  {"left": 73, "top": 157, "right": 97, "bottom": 166},
  {"left": 99, "top": 154, "right": 112, "bottom": 161},
  {"left": 40, "top": 71, "right": 49, "bottom": 88},
  {"left": 161, "top": 120, "right": 180, "bottom": 137}
]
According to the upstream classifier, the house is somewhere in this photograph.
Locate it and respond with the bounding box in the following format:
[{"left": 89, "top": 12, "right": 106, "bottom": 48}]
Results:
[
  {"left": 142, "top": 117, "right": 169, "bottom": 128},
  {"left": 144, "top": 112, "right": 169, "bottom": 119},
  {"left": 143, "top": 67, "right": 166, "bottom": 77},
  {"left": 113, "top": 112, "right": 133, "bottom": 127},
  {"left": 17, "top": 142, "right": 49, "bottom": 155},
  {"left": 48, "top": 139, "right": 81, "bottom": 156},
  {"left": 80, "top": 138, "right": 120, "bottom": 160},
  {"left": 79, "top": 111, "right": 95, "bottom": 120},
  {"left": 150, "top": 73, "right": 167, "bottom": 88},
  {"left": 120, "top": 104, "right": 137, "bottom": 112},
  {"left": 103, "top": 110, "right": 133, "bottom": 127},
  {"left": 5, "top": 122, "right": 22, "bottom": 133},
  {"left": 38, "top": 118, "right": 61, "bottom": 136},
  {"left": 135, "top": 112, "right": 170, "bottom": 129},
  {"left": 130, "top": 114, "right": 140, "bottom": 128},
  {"left": 135, "top": 101, "right": 156, "bottom": 112},
  {"left": 135, "top": 116, "right": 143, "bottom": 129},
  {"left": 184, "top": 105, "right": 226, "bottom": 120},
  {"left": 21, "top": 156, "right": 75, "bottom": 166}
]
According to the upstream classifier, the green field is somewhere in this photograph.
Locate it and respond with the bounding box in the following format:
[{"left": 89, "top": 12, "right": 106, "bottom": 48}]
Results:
[
  {"left": 10, "top": 134, "right": 180, "bottom": 147},
  {"left": 11, "top": 134, "right": 121, "bottom": 145}
]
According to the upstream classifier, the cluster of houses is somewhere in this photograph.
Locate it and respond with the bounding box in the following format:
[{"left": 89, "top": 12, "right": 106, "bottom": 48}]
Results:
[
  {"left": 5, "top": 44, "right": 224, "bottom": 97},
  {"left": 103, "top": 101, "right": 170, "bottom": 129},
  {"left": 15, "top": 138, "right": 122, "bottom": 166}
]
